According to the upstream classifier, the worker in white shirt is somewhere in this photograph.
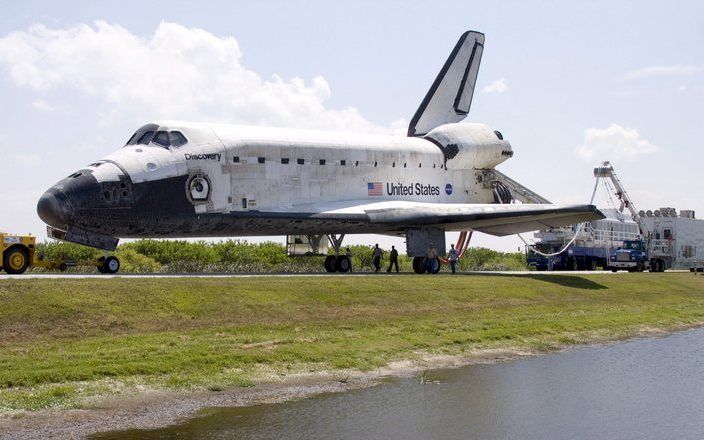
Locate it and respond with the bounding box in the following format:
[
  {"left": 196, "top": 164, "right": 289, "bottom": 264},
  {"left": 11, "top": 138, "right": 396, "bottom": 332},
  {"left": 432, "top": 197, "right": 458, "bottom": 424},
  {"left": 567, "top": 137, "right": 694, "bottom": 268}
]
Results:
[{"left": 448, "top": 244, "right": 459, "bottom": 274}]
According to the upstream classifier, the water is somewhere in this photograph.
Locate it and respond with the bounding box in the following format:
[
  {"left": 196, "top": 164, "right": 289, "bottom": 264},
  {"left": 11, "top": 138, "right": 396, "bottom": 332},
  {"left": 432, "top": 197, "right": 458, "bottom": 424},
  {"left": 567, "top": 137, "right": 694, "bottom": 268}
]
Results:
[{"left": 94, "top": 328, "right": 704, "bottom": 440}]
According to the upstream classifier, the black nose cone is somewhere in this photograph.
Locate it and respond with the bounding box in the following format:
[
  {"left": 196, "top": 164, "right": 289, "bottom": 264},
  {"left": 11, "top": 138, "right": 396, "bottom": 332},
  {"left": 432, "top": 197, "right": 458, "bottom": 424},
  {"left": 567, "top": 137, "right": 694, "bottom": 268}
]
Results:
[{"left": 37, "top": 190, "right": 67, "bottom": 230}]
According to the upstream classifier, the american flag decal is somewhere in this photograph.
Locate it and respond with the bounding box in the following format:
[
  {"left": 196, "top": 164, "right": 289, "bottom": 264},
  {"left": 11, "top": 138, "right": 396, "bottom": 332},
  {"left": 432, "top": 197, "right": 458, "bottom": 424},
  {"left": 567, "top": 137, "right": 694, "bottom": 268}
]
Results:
[{"left": 367, "top": 182, "right": 383, "bottom": 196}]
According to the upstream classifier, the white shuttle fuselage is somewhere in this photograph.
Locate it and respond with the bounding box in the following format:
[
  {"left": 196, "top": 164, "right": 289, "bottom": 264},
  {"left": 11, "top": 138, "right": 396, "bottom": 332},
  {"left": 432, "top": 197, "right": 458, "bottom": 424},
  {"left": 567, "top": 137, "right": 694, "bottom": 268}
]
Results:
[{"left": 100, "top": 121, "right": 510, "bottom": 215}]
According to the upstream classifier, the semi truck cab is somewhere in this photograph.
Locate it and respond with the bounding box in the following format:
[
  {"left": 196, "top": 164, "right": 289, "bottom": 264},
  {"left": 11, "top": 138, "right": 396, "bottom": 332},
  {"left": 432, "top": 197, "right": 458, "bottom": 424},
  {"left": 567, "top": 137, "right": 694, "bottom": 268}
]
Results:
[{"left": 610, "top": 239, "right": 648, "bottom": 272}]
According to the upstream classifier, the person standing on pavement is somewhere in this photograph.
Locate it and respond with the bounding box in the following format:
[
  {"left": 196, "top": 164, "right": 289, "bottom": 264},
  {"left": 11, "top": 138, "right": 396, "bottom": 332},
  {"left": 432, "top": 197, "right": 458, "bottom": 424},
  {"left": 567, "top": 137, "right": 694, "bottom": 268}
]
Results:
[
  {"left": 372, "top": 244, "right": 382, "bottom": 273},
  {"left": 448, "top": 243, "right": 459, "bottom": 274},
  {"left": 387, "top": 245, "right": 399, "bottom": 273},
  {"left": 345, "top": 247, "right": 353, "bottom": 272}
]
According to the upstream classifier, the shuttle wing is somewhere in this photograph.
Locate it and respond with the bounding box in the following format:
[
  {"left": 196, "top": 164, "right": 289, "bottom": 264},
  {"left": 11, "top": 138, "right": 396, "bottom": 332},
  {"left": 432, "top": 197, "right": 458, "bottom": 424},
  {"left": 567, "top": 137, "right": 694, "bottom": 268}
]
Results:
[{"left": 314, "top": 201, "right": 603, "bottom": 236}]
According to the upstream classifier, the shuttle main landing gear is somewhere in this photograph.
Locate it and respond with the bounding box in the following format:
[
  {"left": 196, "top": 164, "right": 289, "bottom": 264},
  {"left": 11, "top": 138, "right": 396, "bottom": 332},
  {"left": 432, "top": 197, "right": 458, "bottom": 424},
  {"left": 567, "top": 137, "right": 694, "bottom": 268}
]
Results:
[
  {"left": 324, "top": 234, "right": 350, "bottom": 273},
  {"left": 412, "top": 257, "right": 441, "bottom": 274}
]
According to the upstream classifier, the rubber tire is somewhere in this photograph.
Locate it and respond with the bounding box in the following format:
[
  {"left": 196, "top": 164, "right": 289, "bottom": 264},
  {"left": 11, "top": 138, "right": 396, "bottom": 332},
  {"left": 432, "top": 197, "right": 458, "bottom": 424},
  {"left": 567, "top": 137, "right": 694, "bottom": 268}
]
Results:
[
  {"left": 426, "top": 257, "right": 441, "bottom": 274},
  {"left": 412, "top": 257, "right": 426, "bottom": 274},
  {"left": 324, "top": 255, "right": 337, "bottom": 273},
  {"left": 611, "top": 268, "right": 618, "bottom": 273},
  {"left": 650, "top": 260, "right": 658, "bottom": 273},
  {"left": 97, "top": 256, "right": 107, "bottom": 273},
  {"left": 336, "top": 255, "right": 351, "bottom": 273},
  {"left": 636, "top": 261, "right": 644, "bottom": 272},
  {"left": 103, "top": 256, "right": 120, "bottom": 274},
  {"left": 3, "top": 246, "right": 29, "bottom": 275}
]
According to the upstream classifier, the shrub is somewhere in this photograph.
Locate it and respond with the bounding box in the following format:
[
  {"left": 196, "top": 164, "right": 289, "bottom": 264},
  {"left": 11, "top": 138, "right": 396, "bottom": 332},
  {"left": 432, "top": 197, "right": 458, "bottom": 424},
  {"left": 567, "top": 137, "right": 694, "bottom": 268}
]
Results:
[
  {"left": 122, "top": 240, "right": 220, "bottom": 265},
  {"left": 34, "top": 242, "right": 100, "bottom": 263},
  {"left": 114, "top": 248, "right": 162, "bottom": 273}
]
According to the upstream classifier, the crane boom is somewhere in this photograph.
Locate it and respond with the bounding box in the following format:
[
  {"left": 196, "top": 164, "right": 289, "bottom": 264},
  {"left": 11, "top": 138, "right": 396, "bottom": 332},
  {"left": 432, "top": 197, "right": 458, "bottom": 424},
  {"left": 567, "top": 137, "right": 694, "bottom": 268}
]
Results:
[{"left": 593, "top": 161, "right": 648, "bottom": 236}]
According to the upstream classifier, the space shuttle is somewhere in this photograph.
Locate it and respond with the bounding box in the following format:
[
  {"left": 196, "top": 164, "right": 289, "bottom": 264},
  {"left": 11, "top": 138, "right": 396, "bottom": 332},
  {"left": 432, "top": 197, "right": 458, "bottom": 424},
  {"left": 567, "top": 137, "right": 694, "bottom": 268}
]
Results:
[{"left": 37, "top": 31, "right": 603, "bottom": 273}]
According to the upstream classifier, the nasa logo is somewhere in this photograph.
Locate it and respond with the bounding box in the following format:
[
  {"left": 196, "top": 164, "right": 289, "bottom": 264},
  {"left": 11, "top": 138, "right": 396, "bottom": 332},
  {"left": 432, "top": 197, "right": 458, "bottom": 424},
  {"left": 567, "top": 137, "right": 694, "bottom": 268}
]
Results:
[{"left": 445, "top": 184, "right": 453, "bottom": 195}]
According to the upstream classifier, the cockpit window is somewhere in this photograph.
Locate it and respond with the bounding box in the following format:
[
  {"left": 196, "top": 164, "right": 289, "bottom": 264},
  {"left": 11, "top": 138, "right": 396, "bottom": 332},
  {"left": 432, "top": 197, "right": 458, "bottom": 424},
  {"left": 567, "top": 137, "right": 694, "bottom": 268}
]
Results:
[
  {"left": 169, "top": 131, "right": 188, "bottom": 147},
  {"left": 153, "top": 131, "right": 170, "bottom": 147},
  {"left": 137, "top": 131, "right": 155, "bottom": 145},
  {"left": 124, "top": 124, "right": 188, "bottom": 148},
  {"left": 126, "top": 123, "right": 159, "bottom": 146}
]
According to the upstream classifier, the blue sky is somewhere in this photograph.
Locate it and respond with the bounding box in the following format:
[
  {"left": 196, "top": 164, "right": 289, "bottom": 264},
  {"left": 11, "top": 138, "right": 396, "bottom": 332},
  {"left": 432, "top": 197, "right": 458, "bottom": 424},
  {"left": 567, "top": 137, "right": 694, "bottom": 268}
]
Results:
[{"left": 0, "top": 1, "right": 702, "bottom": 251}]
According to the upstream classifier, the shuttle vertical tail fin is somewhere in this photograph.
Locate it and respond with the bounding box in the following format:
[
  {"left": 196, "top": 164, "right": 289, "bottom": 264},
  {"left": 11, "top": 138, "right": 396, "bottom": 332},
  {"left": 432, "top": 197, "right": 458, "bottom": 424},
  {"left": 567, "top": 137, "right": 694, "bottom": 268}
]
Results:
[{"left": 408, "top": 31, "right": 484, "bottom": 137}]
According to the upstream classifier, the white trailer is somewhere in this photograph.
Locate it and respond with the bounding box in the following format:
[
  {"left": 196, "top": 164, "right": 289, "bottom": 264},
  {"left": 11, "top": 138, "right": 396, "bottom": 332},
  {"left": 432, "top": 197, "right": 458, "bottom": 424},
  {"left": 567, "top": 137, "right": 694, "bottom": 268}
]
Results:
[{"left": 640, "top": 209, "right": 704, "bottom": 270}]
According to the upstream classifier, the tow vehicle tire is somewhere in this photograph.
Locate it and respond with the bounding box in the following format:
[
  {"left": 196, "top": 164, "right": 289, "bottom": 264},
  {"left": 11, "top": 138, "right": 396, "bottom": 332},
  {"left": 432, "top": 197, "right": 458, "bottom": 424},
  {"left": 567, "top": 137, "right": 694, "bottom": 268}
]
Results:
[
  {"left": 426, "top": 257, "right": 441, "bottom": 274},
  {"left": 336, "top": 255, "right": 351, "bottom": 273},
  {"left": 611, "top": 268, "right": 618, "bottom": 273},
  {"left": 324, "top": 255, "right": 337, "bottom": 273},
  {"left": 3, "top": 246, "right": 30, "bottom": 275},
  {"left": 412, "top": 257, "right": 427, "bottom": 274},
  {"left": 102, "top": 256, "right": 120, "bottom": 274},
  {"left": 636, "top": 262, "right": 644, "bottom": 272}
]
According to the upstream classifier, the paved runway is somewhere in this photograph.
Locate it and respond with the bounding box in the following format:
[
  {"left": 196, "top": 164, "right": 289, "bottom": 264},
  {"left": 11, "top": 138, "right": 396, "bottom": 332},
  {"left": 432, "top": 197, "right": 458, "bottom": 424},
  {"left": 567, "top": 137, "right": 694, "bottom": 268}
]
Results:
[{"left": 2, "top": 270, "right": 691, "bottom": 280}]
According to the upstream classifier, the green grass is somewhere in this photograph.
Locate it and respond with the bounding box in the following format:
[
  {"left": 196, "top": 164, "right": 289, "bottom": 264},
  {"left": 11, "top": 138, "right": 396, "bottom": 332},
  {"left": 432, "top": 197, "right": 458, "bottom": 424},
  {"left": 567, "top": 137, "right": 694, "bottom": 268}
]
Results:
[{"left": 0, "top": 273, "right": 703, "bottom": 413}]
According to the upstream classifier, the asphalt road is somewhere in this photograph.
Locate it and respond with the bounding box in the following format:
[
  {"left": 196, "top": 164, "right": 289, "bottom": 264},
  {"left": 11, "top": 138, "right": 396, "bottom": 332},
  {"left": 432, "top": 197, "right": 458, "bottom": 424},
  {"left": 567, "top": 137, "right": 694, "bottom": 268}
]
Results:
[{"left": 1, "top": 270, "right": 693, "bottom": 280}]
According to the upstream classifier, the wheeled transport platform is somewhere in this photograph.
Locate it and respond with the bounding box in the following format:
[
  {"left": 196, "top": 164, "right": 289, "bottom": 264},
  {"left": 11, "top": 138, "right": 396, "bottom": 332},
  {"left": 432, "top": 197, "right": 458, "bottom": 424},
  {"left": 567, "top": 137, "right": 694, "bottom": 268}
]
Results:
[{"left": 0, "top": 232, "right": 121, "bottom": 274}]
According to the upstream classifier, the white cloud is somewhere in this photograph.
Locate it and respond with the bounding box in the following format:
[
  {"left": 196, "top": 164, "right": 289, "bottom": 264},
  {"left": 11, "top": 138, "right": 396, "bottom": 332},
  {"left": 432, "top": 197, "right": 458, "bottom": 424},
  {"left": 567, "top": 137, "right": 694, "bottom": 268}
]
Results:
[
  {"left": 622, "top": 65, "right": 704, "bottom": 81},
  {"left": 575, "top": 124, "right": 660, "bottom": 162},
  {"left": 0, "top": 21, "right": 391, "bottom": 133},
  {"left": 482, "top": 78, "right": 507, "bottom": 94},
  {"left": 30, "top": 99, "right": 54, "bottom": 112}
]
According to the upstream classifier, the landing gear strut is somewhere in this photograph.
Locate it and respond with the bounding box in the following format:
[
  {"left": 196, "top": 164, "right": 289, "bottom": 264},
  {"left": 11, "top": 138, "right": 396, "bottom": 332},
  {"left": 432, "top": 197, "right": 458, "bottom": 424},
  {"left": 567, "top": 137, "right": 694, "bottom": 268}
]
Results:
[{"left": 324, "top": 234, "right": 350, "bottom": 273}]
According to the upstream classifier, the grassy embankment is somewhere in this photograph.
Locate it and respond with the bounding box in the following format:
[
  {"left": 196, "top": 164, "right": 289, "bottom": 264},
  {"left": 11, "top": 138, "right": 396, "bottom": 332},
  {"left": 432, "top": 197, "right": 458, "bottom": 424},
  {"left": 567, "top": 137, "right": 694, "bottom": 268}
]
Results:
[{"left": 1, "top": 273, "right": 703, "bottom": 413}]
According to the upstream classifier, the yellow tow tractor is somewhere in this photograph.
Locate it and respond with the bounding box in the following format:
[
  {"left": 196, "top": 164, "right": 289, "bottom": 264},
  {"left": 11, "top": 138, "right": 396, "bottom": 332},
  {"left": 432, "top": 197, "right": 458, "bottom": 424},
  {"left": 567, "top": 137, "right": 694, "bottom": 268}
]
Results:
[{"left": 0, "top": 232, "right": 120, "bottom": 274}]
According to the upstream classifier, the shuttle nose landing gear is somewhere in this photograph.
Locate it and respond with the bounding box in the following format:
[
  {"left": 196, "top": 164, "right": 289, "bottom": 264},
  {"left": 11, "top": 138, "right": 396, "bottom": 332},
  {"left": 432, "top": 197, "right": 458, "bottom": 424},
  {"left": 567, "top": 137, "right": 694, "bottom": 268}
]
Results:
[
  {"left": 97, "top": 255, "right": 121, "bottom": 274},
  {"left": 324, "top": 234, "right": 350, "bottom": 273}
]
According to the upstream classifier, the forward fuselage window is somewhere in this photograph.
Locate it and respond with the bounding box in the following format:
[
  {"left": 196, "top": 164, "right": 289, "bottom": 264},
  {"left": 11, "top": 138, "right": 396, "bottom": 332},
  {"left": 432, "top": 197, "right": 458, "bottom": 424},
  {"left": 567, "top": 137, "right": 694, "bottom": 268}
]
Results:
[
  {"left": 153, "top": 131, "right": 170, "bottom": 147},
  {"left": 136, "top": 131, "right": 155, "bottom": 145}
]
